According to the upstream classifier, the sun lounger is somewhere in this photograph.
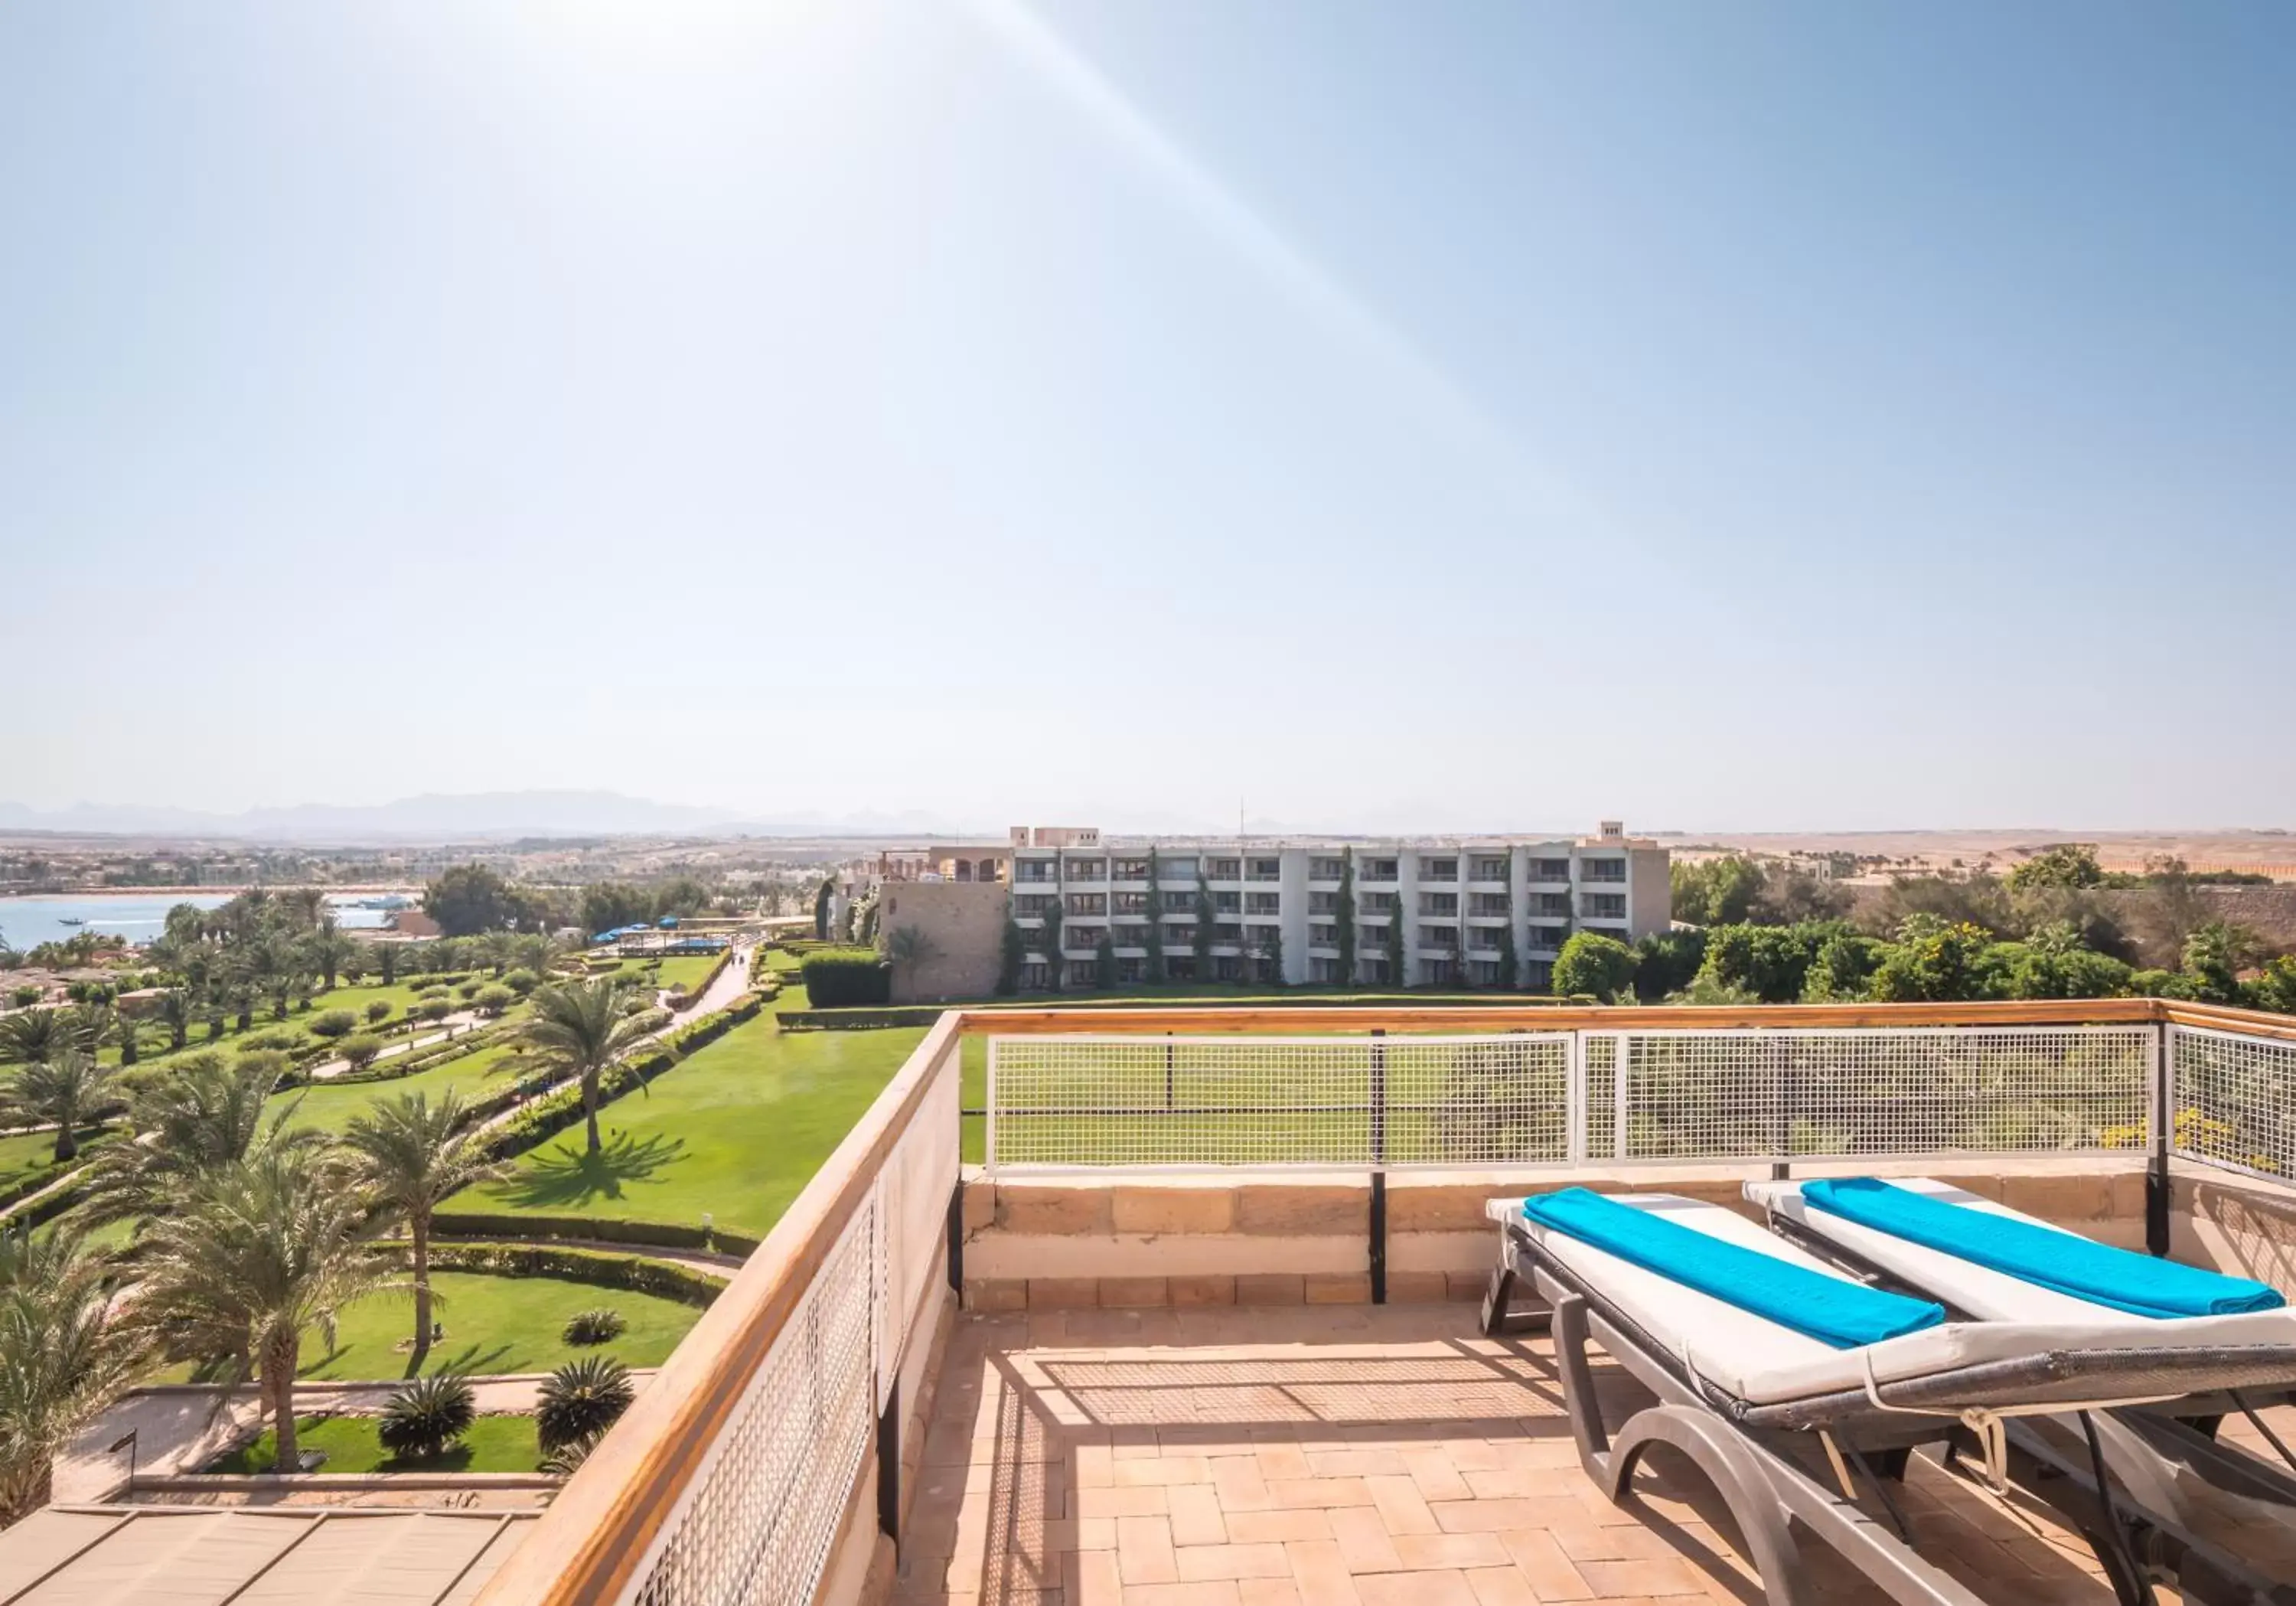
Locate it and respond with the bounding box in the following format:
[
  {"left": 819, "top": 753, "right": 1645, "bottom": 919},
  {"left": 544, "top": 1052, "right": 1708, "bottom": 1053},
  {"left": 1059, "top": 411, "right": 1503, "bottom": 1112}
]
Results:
[
  {"left": 1482, "top": 1188, "right": 2296, "bottom": 1606},
  {"left": 1748, "top": 1175, "right": 2296, "bottom": 1527}
]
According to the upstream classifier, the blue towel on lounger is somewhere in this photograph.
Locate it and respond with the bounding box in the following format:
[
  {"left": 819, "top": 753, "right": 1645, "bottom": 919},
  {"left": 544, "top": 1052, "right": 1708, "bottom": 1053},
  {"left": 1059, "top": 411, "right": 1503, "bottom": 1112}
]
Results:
[
  {"left": 1801, "top": 1177, "right": 2286, "bottom": 1320},
  {"left": 1521, "top": 1187, "right": 1945, "bottom": 1350}
]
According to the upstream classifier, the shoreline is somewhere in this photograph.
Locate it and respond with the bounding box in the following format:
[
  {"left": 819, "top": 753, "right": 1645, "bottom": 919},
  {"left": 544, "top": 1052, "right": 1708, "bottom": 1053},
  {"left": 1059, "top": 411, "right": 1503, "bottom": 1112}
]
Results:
[{"left": 1, "top": 885, "right": 422, "bottom": 899}]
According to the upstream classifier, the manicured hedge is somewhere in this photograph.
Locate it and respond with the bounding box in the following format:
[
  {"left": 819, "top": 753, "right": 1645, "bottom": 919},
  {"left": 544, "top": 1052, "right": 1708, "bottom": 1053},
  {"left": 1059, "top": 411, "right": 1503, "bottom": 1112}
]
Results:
[
  {"left": 426, "top": 1242, "right": 729, "bottom": 1306},
  {"left": 665, "top": 948, "right": 733, "bottom": 1010},
  {"left": 799, "top": 949, "right": 892, "bottom": 1008},
  {"left": 775, "top": 1006, "right": 945, "bottom": 1031},
  {"left": 327, "top": 1022, "right": 513, "bottom": 1087},
  {"left": 0, "top": 1142, "right": 106, "bottom": 1217},
  {"left": 433, "top": 1213, "right": 760, "bottom": 1258}
]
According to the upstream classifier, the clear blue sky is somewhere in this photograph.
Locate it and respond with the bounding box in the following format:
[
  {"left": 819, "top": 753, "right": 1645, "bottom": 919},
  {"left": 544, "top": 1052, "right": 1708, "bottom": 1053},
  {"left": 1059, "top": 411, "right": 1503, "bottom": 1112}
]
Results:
[{"left": 5, "top": 2, "right": 2291, "bottom": 834}]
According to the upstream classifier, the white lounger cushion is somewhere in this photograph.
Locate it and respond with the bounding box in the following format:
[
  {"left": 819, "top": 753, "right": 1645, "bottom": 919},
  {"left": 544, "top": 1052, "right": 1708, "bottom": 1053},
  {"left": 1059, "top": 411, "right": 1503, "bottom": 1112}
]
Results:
[
  {"left": 1748, "top": 1177, "right": 2296, "bottom": 1347},
  {"left": 1487, "top": 1193, "right": 2296, "bottom": 1407}
]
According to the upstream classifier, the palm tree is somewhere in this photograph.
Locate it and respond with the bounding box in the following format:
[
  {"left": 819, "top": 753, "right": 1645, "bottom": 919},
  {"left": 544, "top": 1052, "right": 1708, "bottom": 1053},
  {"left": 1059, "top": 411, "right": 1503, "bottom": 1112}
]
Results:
[
  {"left": 0, "top": 1229, "right": 147, "bottom": 1523},
  {"left": 64, "top": 1000, "right": 117, "bottom": 1057},
  {"left": 156, "top": 987, "right": 193, "bottom": 1053},
  {"left": 481, "top": 932, "right": 517, "bottom": 978},
  {"left": 882, "top": 925, "right": 942, "bottom": 1004},
  {"left": 520, "top": 981, "right": 656, "bottom": 1154},
  {"left": 77, "top": 1053, "right": 312, "bottom": 1226},
  {"left": 6, "top": 1050, "right": 117, "bottom": 1164},
  {"left": 341, "top": 1092, "right": 507, "bottom": 1360},
  {"left": 280, "top": 887, "right": 329, "bottom": 929},
  {"left": 133, "top": 1145, "right": 396, "bottom": 1473},
  {"left": 0, "top": 1008, "right": 67, "bottom": 1068},
  {"left": 305, "top": 920, "right": 360, "bottom": 993}
]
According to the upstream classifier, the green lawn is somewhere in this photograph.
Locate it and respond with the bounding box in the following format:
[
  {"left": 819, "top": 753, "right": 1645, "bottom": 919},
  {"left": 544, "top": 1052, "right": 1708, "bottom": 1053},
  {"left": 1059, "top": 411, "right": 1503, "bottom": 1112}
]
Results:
[
  {"left": 276, "top": 1039, "right": 543, "bottom": 1134},
  {"left": 206, "top": 1412, "right": 541, "bottom": 1474},
  {"left": 652, "top": 954, "right": 723, "bottom": 994},
  {"left": 162, "top": 1269, "right": 703, "bottom": 1383},
  {"left": 0, "top": 1125, "right": 99, "bottom": 1188},
  {"left": 458, "top": 1011, "right": 919, "bottom": 1240}
]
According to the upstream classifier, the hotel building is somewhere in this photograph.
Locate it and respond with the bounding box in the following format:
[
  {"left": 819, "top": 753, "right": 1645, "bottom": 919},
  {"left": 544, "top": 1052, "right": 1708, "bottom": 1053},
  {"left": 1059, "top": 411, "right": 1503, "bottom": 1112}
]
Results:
[{"left": 1004, "top": 822, "right": 1669, "bottom": 990}]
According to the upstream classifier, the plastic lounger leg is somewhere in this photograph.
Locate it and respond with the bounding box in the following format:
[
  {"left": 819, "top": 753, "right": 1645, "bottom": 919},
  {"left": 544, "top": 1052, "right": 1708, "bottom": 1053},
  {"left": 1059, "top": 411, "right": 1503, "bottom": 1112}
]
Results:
[
  {"left": 1481, "top": 1260, "right": 1515, "bottom": 1338},
  {"left": 1603, "top": 1403, "right": 1812, "bottom": 1606}
]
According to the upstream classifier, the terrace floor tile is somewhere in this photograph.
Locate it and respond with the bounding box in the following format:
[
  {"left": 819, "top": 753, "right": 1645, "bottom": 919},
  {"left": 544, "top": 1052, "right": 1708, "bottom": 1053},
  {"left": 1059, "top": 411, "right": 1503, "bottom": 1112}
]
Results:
[{"left": 892, "top": 1306, "right": 2296, "bottom": 1606}]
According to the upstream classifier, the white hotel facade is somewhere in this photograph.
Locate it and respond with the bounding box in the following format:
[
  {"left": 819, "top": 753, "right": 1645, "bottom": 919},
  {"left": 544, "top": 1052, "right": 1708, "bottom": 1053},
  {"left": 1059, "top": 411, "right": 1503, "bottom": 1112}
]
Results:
[{"left": 1004, "top": 824, "right": 1670, "bottom": 991}]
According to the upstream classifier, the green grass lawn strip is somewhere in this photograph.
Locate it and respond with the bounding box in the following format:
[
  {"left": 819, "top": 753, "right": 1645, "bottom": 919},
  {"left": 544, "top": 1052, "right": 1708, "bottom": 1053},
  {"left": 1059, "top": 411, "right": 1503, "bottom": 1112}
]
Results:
[
  {"left": 458, "top": 1009, "right": 917, "bottom": 1241},
  {"left": 205, "top": 1412, "right": 540, "bottom": 1474},
  {"left": 155, "top": 1268, "right": 701, "bottom": 1384}
]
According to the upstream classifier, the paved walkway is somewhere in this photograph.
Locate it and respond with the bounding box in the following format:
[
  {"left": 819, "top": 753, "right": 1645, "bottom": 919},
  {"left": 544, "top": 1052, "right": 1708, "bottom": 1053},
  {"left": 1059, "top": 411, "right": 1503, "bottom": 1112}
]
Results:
[
  {"left": 664, "top": 946, "right": 755, "bottom": 1019},
  {"left": 899, "top": 1304, "right": 2296, "bottom": 1606},
  {"left": 307, "top": 1011, "right": 483, "bottom": 1080}
]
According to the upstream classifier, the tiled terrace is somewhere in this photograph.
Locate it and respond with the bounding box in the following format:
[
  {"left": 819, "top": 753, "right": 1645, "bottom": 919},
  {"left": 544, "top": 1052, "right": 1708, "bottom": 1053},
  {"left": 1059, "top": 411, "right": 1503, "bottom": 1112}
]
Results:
[{"left": 897, "top": 1304, "right": 2296, "bottom": 1606}]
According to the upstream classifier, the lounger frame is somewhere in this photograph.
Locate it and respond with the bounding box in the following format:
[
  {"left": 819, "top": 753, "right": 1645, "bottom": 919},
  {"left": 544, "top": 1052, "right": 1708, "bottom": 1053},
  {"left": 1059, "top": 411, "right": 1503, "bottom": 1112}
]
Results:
[
  {"left": 1757, "top": 1200, "right": 2296, "bottom": 1563},
  {"left": 1485, "top": 1216, "right": 2296, "bottom": 1606}
]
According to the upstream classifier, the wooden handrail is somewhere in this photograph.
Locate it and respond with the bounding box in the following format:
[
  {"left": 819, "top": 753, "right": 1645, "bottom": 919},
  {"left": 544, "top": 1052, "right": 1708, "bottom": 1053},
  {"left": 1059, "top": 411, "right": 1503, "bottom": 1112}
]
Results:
[
  {"left": 953, "top": 997, "right": 2174, "bottom": 1034},
  {"left": 474, "top": 1010, "right": 964, "bottom": 1606},
  {"left": 481, "top": 993, "right": 2296, "bottom": 1606}
]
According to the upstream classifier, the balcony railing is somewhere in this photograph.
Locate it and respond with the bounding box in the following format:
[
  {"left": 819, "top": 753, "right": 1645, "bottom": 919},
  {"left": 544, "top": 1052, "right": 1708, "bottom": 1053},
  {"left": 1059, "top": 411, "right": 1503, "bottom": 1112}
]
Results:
[{"left": 476, "top": 997, "right": 2296, "bottom": 1606}]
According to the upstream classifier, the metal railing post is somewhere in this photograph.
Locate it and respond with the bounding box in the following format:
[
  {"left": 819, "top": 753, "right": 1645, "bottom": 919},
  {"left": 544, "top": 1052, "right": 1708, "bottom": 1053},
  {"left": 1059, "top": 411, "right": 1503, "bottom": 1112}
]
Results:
[
  {"left": 1369, "top": 1030, "right": 1387, "bottom": 1304},
  {"left": 983, "top": 1036, "right": 999, "bottom": 1176},
  {"left": 1565, "top": 1031, "right": 1587, "bottom": 1164},
  {"left": 1768, "top": 1033, "right": 1791, "bottom": 1182},
  {"left": 2148, "top": 1023, "right": 2172, "bottom": 1257}
]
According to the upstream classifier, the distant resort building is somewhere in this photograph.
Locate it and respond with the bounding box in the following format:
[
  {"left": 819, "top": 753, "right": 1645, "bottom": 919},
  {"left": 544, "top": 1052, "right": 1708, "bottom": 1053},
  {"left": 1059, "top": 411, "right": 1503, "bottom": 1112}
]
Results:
[{"left": 1003, "top": 822, "right": 1670, "bottom": 991}]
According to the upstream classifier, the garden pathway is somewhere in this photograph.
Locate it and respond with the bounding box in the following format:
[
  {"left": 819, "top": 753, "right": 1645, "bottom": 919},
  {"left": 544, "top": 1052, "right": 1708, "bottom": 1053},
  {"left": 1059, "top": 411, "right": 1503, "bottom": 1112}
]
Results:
[{"left": 306, "top": 1010, "right": 484, "bottom": 1080}]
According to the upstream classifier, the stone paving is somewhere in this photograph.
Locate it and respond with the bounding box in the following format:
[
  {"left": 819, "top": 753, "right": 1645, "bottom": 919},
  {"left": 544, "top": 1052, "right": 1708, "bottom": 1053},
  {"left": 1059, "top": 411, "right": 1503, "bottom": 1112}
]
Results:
[{"left": 892, "top": 1304, "right": 2296, "bottom": 1606}]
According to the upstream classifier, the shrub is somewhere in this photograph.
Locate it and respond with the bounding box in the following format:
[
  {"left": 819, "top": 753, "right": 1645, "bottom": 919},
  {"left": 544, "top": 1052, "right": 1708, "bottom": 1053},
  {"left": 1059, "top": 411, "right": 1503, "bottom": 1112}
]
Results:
[
  {"left": 800, "top": 948, "right": 892, "bottom": 1008},
  {"left": 537, "top": 1356, "right": 634, "bottom": 1451},
  {"left": 540, "top": 1428, "right": 605, "bottom": 1477},
  {"left": 419, "top": 986, "right": 449, "bottom": 1001},
  {"left": 236, "top": 1029, "right": 302, "bottom": 1054},
  {"left": 503, "top": 968, "right": 543, "bottom": 997},
  {"left": 1552, "top": 932, "right": 1638, "bottom": 1003},
  {"left": 338, "top": 1033, "right": 385, "bottom": 1072},
  {"left": 418, "top": 998, "right": 455, "bottom": 1022},
  {"left": 364, "top": 1000, "right": 394, "bottom": 1024},
  {"left": 473, "top": 984, "right": 514, "bottom": 1016},
  {"left": 377, "top": 1374, "right": 476, "bottom": 1461},
  {"left": 308, "top": 1009, "right": 359, "bottom": 1040},
  {"left": 563, "top": 1307, "right": 628, "bottom": 1346},
  {"left": 9, "top": 986, "right": 41, "bottom": 1009},
  {"left": 455, "top": 981, "right": 484, "bottom": 1001}
]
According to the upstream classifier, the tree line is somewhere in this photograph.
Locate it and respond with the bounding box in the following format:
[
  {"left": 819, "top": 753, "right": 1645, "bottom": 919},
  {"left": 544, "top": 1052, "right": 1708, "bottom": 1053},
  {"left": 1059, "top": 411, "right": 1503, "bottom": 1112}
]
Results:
[{"left": 1554, "top": 847, "right": 2294, "bottom": 1010}]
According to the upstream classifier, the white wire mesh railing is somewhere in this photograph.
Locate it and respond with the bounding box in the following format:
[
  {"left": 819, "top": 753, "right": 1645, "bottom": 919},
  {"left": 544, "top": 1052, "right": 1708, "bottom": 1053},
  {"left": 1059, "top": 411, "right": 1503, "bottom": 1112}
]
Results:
[
  {"left": 986, "top": 1025, "right": 2158, "bottom": 1172},
  {"left": 2170, "top": 1023, "right": 2296, "bottom": 1185},
  {"left": 628, "top": 1193, "right": 876, "bottom": 1606},
  {"left": 618, "top": 1036, "right": 960, "bottom": 1606},
  {"left": 1585, "top": 1026, "right": 2154, "bottom": 1163},
  {"left": 987, "top": 1033, "right": 1573, "bottom": 1170}
]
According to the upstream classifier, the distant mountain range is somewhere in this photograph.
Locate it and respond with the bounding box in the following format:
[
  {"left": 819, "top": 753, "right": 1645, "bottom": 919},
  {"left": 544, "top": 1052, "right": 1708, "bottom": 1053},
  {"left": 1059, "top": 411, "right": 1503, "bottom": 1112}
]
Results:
[{"left": 0, "top": 792, "right": 983, "bottom": 844}]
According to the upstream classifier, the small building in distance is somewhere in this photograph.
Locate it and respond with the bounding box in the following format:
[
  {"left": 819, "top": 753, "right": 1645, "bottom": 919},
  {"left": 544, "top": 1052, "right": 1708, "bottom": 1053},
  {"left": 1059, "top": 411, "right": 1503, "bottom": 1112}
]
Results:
[
  {"left": 386, "top": 908, "right": 442, "bottom": 938},
  {"left": 876, "top": 880, "right": 1007, "bottom": 1003}
]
